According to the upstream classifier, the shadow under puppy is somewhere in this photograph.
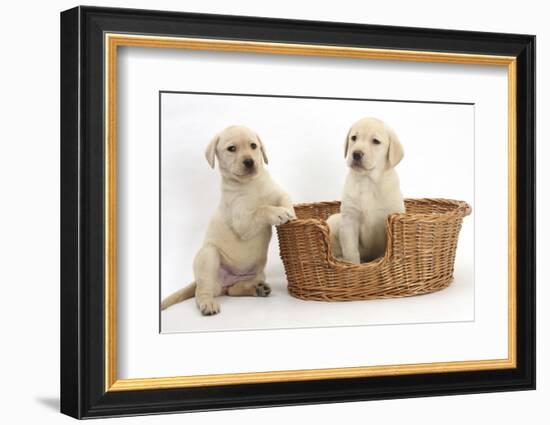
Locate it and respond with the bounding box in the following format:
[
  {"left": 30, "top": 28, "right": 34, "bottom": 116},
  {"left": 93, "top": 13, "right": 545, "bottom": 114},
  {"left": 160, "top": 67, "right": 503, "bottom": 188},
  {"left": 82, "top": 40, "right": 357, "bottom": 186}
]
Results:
[
  {"left": 327, "top": 117, "right": 405, "bottom": 264},
  {"left": 161, "top": 125, "right": 296, "bottom": 315}
]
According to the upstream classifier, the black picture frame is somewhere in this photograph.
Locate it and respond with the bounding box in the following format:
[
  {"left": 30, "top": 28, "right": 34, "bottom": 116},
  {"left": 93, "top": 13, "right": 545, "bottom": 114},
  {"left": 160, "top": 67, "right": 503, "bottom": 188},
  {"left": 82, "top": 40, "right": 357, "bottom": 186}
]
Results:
[{"left": 60, "top": 5, "right": 535, "bottom": 419}]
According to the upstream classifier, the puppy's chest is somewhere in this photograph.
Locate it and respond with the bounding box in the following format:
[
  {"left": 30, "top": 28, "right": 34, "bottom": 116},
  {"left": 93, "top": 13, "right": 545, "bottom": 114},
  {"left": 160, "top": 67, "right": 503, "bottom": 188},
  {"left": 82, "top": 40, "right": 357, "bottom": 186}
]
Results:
[
  {"left": 344, "top": 185, "right": 391, "bottom": 213},
  {"left": 223, "top": 192, "right": 275, "bottom": 227},
  {"left": 228, "top": 192, "right": 273, "bottom": 212},
  {"left": 357, "top": 205, "right": 388, "bottom": 230}
]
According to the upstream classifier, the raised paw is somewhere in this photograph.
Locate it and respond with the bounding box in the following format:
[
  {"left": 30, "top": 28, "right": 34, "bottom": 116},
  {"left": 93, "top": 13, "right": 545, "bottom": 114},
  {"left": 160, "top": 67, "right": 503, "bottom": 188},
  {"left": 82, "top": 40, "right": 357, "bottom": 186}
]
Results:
[
  {"left": 255, "top": 282, "right": 272, "bottom": 297},
  {"left": 267, "top": 206, "right": 296, "bottom": 226},
  {"left": 198, "top": 298, "right": 220, "bottom": 316}
]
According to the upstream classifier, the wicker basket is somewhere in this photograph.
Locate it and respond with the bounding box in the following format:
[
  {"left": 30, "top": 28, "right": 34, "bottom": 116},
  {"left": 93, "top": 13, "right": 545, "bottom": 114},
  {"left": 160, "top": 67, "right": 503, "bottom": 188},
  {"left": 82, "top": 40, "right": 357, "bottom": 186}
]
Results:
[{"left": 276, "top": 198, "right": 471, "bottom": 301}]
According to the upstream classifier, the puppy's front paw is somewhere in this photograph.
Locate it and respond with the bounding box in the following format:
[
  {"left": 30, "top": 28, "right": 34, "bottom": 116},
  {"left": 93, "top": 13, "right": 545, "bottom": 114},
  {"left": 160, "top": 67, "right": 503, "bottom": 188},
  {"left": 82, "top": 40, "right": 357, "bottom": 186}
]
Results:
[
  {"left": 198, "top": 298, "right": 220, "bottom": 316},
  {"left": 343, "top": 253, "right": 361, "bottom": 264},
  {"left": 345, "top": 257, "right": 361, "bottom": 265},
  {"left": 267, "top": 206, "right": 295, "bottom": 226},
  {"left": 255, "top": 282, "right": 272, "bottom": 297}
]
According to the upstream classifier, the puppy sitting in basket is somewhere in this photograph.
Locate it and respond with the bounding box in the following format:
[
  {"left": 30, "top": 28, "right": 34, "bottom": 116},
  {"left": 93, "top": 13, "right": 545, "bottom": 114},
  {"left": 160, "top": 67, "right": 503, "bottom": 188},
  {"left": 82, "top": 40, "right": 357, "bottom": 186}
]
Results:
[
  {"left": 161, "top": 125, "right": 296, "bottom": 316},
  {"left": 327, "top": 117, "right": 405, "bottom": 264}
]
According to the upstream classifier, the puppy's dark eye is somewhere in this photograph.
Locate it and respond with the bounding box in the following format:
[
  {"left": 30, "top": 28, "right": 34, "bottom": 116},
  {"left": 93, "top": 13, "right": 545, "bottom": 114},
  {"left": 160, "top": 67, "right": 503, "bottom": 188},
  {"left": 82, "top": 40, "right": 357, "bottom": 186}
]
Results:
[
  {"left": 250, "top": 143, "right": 257, "bottom": 150},
  {"left": 372, "top": 138, "right": 381, "bottom": 145},
  {"left": 227, "top": 146, "right": 236, "bottom": 152},
  {"left": 350, "top": 135, "right": 357, "bottom": 142}
]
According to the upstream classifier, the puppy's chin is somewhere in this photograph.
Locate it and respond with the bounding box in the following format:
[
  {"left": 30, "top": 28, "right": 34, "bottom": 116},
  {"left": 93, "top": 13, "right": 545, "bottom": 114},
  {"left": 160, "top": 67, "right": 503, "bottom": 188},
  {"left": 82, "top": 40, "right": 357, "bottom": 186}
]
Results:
[
  {"left": 223, "top": 166, "right": 259, "bottom": 181},
  {"left": 348, "top": 160, "right": 374, "bottom": 174}
]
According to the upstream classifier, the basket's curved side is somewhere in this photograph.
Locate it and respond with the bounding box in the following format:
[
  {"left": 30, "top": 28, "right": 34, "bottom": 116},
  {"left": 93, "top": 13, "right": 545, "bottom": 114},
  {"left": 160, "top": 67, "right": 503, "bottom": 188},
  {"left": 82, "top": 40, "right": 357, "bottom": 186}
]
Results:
[
  {"left": 276, "top": 218, "right": 340, "bottom": 300},
  {"left": 384, "top": 199, "right": 471, "bottom": 297},
  {"left": 277, "top": 210, "right": 390, "bottom": 301}
]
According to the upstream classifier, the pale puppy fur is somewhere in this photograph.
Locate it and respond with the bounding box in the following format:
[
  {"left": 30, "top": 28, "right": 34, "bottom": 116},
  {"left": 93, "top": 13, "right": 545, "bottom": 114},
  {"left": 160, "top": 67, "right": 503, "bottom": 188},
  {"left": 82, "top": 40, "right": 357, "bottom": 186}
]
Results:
[
  {"left": 327, "top": 117, "right": 405, "bottom": 264},
  {"left": 161, "top": 125, "right": 295, "bottom": 315}
]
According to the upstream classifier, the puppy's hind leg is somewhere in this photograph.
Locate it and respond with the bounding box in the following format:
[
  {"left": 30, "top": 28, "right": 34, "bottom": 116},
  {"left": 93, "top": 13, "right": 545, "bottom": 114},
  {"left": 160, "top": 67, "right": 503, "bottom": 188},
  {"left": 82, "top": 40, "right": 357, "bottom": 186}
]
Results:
[
  {"left": 227, "top": 272, "right": 271, "bottom": 297},
  {"left": 193, "top": 246, "right": 223, "bottom": 316},
  {"left": 326, "top": 213, "right": 343, "bottom": 260}
]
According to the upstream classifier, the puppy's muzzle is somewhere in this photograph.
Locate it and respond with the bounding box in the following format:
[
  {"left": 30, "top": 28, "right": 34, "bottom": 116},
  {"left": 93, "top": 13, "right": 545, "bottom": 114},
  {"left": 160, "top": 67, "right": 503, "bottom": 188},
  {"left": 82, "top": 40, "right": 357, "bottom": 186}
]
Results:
[
  {"left": 352, "top": 151, "right": 364, "bottom": 162},
  {"left": 243, "top": 158, "right": 255, "bottom": 169}
]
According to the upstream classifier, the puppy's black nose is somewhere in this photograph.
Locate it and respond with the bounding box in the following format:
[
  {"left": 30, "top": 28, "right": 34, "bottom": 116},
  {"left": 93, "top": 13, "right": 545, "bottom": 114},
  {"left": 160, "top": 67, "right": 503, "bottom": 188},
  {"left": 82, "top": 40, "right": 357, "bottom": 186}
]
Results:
[
  {"left": 352, "top": 151, "right": 364, "bottom": 161},
  {"left": 243, "top": 158, "right": 255, "bottom": 168}
]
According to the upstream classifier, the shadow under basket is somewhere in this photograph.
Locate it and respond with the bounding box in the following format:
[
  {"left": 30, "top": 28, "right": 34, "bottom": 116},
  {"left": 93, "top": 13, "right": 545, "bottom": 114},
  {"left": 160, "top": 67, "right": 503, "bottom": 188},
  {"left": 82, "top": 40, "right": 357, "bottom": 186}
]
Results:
[{"left": 276, "top": 198, "right": 471, "bottom": 301}]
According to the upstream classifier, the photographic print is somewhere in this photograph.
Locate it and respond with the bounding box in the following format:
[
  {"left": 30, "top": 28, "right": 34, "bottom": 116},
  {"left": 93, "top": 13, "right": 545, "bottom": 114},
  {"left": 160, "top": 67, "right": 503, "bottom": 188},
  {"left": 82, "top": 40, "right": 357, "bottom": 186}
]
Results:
[
  {"left": 61, "top": 6, "right": 534, "bottom": 418},
  {"left": 159, "top": 91, "right": 474, "bottom": 333}
]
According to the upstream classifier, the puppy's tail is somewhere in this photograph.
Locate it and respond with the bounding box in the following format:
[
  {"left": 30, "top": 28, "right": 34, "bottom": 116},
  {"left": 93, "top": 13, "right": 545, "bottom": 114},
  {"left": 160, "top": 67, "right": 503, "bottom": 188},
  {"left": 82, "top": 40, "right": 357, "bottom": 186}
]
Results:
[{"left": 161, "top": 282, "right": 196, "bottom": 311}]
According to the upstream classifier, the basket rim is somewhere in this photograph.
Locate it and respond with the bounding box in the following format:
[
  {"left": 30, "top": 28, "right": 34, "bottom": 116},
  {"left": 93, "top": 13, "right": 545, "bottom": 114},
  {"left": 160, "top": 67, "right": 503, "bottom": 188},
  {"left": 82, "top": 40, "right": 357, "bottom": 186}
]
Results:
[
  {"left": 277, "top": 197, "right": 471, "bottom": 270},
  {"left": 284, "top": 198, "right": 471, "bottom": 226}
]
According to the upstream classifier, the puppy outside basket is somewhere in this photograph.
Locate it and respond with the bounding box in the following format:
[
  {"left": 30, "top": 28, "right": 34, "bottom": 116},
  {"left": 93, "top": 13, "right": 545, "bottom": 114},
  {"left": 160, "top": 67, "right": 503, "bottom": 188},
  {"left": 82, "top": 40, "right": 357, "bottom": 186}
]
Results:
[{"left": 276, "top": 198, "right": 471, "bottom": 301}]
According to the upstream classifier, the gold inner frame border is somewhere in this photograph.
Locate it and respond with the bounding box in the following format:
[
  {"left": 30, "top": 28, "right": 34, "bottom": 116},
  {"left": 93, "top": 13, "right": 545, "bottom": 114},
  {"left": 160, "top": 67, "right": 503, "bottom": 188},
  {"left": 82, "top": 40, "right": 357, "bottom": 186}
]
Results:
[{"left": 104, "top": 33, "right": 517, "bottom": 392}]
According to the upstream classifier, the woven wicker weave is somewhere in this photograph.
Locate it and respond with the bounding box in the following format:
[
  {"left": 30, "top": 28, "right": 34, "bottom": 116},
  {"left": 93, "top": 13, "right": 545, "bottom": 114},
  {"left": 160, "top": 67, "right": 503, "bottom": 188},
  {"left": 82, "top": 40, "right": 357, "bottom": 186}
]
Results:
[{"left": 276, "top": 198, "right": 471, "bottom": 301}]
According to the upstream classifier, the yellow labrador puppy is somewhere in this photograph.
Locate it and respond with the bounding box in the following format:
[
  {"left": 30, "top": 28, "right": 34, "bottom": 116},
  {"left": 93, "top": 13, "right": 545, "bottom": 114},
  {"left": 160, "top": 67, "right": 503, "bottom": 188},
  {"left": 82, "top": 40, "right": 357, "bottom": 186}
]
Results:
[
  {"left": 161, "top": 125, "right": 295, "bottom": 315},
  {"left": 327, "top": 117, "right": 405, "bottom": 264}
]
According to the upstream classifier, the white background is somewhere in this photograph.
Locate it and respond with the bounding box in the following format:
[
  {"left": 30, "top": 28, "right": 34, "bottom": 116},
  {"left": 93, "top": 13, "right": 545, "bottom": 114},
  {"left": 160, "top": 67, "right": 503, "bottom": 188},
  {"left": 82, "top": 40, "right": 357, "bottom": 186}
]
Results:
[
  {"left": 0, "top": 0, "right": 547, "bottom": 424},
  {"left": 160, "top": 92, "right": 475, "bottom": 333}
]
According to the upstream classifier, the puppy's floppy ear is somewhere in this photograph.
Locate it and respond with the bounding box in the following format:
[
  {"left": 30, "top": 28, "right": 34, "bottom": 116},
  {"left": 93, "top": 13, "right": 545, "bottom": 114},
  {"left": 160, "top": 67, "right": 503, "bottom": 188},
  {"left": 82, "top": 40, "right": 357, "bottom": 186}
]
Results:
[
  {"left": 205, "top": 133, "right": 220, "bottom": 169},
  {"left": 386, "top": 125, "right": 404, "bottom": 167},
  {"left": 344, "top": 128, "right": 351, "bottom": 158},
  {"left": 256, "top": 133, "right": 269, "bottom": 165}
]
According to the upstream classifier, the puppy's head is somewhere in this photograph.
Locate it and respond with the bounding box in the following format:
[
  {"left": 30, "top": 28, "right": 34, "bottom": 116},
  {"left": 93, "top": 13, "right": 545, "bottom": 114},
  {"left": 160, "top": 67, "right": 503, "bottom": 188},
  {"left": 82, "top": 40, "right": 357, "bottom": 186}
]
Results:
[
  {"left": 205, "top": 125, "right": 268, "bottom": 181},
  {"left": 344, "top": 117, "right": 404, "bottom": 174}
]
